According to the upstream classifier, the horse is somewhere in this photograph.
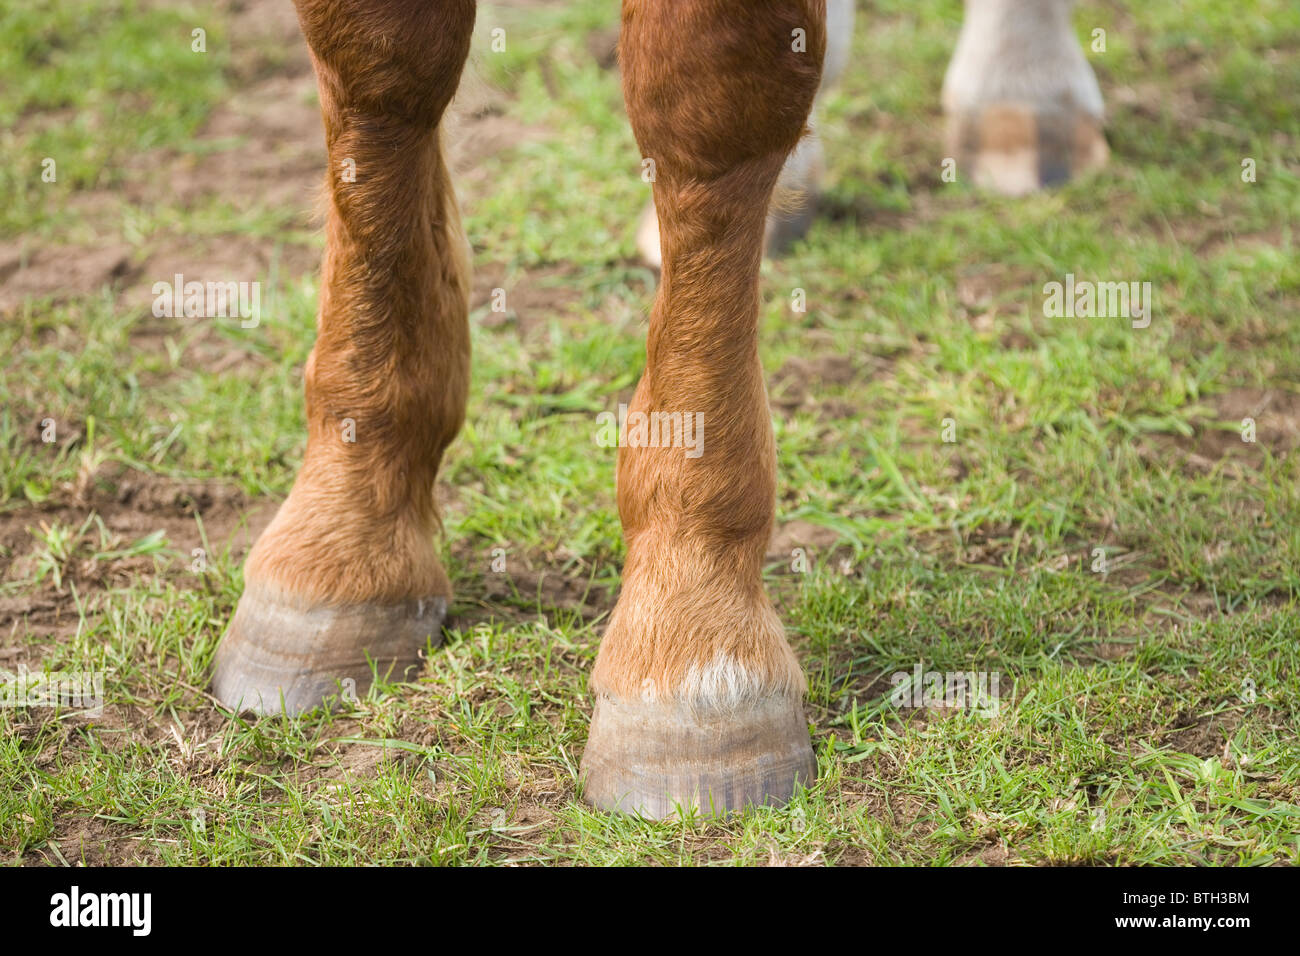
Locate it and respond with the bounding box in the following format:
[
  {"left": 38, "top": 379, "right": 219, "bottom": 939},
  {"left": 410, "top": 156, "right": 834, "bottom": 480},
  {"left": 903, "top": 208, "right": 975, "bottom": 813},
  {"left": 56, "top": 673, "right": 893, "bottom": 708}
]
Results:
[{"left": 211, "top": 0, "right": 1107, "bottom": 818}]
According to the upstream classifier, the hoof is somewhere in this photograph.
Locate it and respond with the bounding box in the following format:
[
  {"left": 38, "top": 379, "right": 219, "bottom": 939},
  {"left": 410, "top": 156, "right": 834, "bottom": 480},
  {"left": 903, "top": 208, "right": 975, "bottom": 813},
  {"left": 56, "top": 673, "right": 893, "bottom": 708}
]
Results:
[
  {"left": 766, "top": 125, "right": 823, "bottom": 256},
  {"left": 212, "top": 580, "right": 447, "bottom": 715},
  {"left": 948, "top": 104, "right": 1108, "bottom": 196},
  {"left": 765, "top": 199, "right": 818, "bottom": 258},
  {"left": 634, "top": 199, "right": 662, "bottom": 272},
  {"left": 580, "top": 693, "right": 816, "bottom": 818}
]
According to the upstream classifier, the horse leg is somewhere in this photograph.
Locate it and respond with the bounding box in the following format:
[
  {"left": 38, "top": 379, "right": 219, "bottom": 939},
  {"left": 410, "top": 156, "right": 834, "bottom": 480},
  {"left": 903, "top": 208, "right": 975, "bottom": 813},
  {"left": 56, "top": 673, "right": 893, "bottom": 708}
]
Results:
[
  {"left": 943, "top": 0, "right": 1108, "bottom": 194},
  {"left": 635, "top": 0, "right": 852, "bottom": 268},
  {"left": 582, "top": 0, "right": 826, "bottom": 817},
  {"left": 212, "top": 0, "right": 476, "bottom": 715}
]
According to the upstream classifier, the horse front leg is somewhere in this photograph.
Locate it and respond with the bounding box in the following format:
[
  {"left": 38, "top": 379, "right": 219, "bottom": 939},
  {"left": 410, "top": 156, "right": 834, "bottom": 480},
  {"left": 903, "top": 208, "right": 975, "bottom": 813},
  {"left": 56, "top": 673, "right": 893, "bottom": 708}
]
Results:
[
  {"left": 582, "top": 0, "right": 827, "bottom": 817},
  {"left": 634, "top": 0, "right": 854, "bottom": 268},
  {"left": 213, "top": 0, "right": 476, "bottom": 715}
]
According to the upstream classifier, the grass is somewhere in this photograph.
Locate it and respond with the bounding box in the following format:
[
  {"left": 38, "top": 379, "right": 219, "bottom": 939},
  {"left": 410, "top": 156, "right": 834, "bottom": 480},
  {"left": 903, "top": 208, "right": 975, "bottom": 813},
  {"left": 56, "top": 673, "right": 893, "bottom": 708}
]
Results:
[{"left": 1, "top": 0, "right": 1298, "bottom": 865}]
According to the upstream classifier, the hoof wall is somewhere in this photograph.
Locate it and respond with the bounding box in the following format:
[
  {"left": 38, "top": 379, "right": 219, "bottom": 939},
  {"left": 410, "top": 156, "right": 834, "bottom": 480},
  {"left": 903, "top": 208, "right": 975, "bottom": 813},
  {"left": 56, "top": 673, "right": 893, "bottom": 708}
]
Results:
[
  {"left": 948, "top": 104, "right": 1108, "bottom": 196},
  {"left": 212, "top": 581, "right": 447, "bottom": 716},
  {"left": 580, "top": 694, "right": 816, "bottom": 819},
  {"left": 765, "top": 201, "right": 817, "bottom": 258}
]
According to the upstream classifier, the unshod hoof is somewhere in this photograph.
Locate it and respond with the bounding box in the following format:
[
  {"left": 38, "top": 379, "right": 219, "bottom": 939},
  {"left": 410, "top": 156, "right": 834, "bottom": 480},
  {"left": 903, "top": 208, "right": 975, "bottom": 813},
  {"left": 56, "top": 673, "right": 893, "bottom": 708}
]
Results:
[
  {"left": 212, "top": 580, "right": 447, "bottom": 716},
  {"left": 581, "top": 692, "right": 816, "bottom": 819}
]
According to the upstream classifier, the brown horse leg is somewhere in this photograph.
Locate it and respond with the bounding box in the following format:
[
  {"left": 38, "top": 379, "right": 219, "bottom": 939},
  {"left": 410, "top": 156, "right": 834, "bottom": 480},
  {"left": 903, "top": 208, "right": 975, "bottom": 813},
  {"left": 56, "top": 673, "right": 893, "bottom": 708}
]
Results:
[
  {"left": 635, "top": 0, "right": 852, "bottom": 269},
  {"left": 582, "top": 0, "right": 827, "bottom": 817},
  {"left": 213, "top": 0, "right": 476, "bottom": 715}
]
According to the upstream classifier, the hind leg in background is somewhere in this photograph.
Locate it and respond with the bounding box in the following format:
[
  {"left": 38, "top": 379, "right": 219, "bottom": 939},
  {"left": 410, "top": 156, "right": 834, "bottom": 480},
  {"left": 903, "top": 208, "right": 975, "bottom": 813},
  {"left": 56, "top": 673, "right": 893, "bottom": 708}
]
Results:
[
  {"left": 213, "top": 0, "right": 476, "bottom": 715},
  {"left": 943, "top": 0, "right": 1108, "bottom": 195},
  {"left": 581, "top": 0, "right": 827, "bottom": 817}
]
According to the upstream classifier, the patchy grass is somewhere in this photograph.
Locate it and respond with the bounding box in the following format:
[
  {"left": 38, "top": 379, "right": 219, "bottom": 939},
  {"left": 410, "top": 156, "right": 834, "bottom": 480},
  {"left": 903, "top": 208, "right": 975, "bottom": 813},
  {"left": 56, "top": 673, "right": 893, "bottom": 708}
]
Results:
[{"left": 1, "top": 0, "right": 1298, "bottom": 865}]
